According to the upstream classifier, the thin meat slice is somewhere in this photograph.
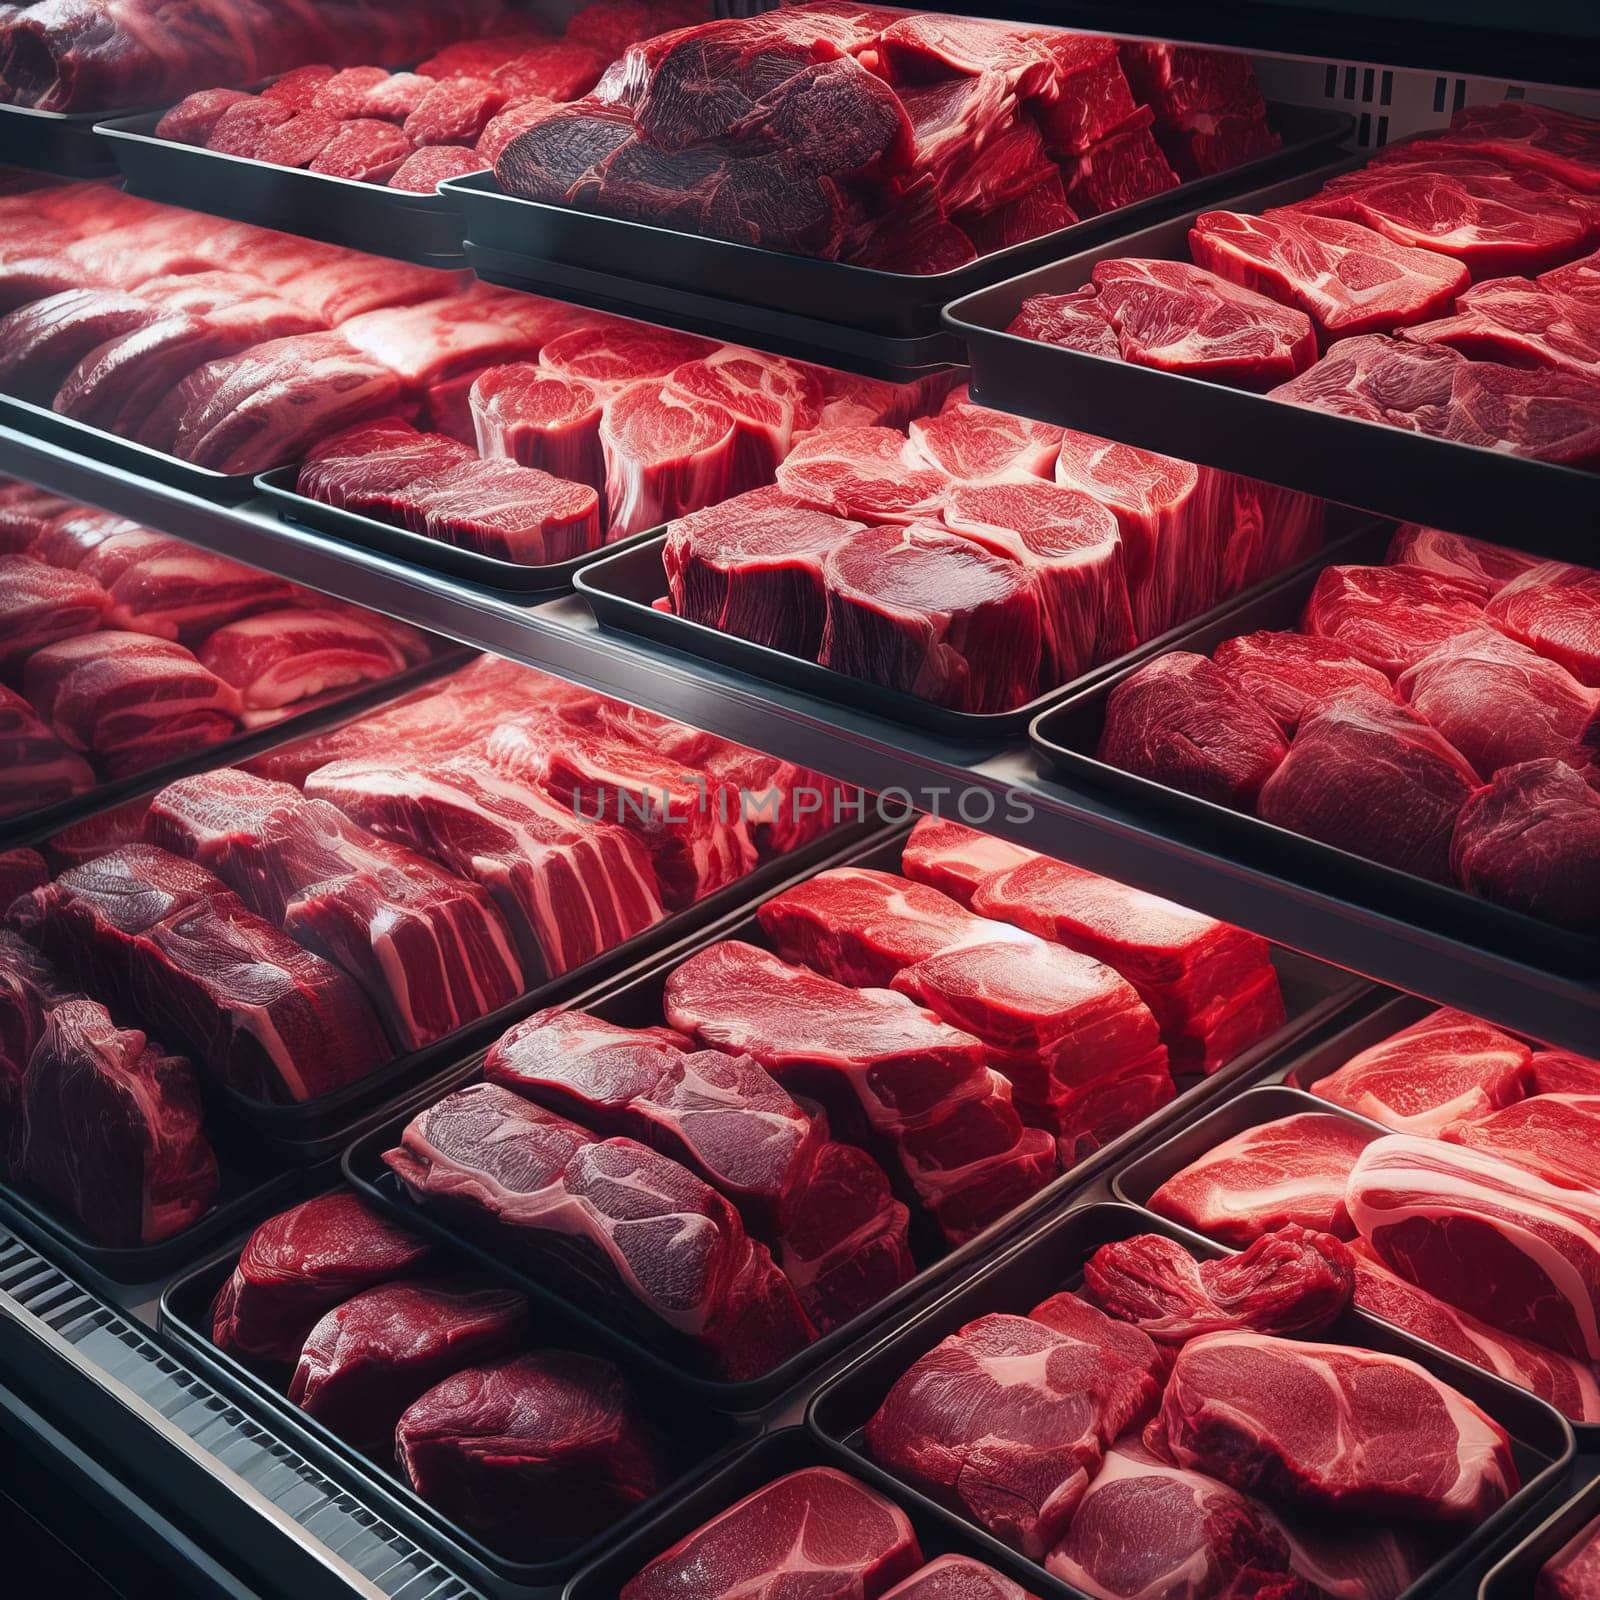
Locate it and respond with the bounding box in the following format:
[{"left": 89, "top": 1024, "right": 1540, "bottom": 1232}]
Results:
[
  {"left": 1148, "top": 1112, "right": 1377, "bottom": 1245},
  {"left": 1212, "top": 629, "right": 1395, "bottom": 735},
  {"left": 1485, "top": 561, "right": 1600, "bottom": 686},
  {"left": 198, "top": 610, "right": 408, "bottom": 712},
  {"left": 1301, "top": 564, "right": 1488, "bottom": 679},
  {"left": 0, "top": 555, "right": 110, "bottom": 678}
]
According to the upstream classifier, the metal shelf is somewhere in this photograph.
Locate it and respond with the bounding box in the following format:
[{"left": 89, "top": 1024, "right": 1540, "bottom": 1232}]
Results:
[{"left": 4, "top": 423, "right": 1595, "bottom": 1055}]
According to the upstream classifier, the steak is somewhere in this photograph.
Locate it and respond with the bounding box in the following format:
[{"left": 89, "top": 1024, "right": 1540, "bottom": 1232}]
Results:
[
  {"left": 470, "top": 364, "right": 604, "bottom": 489},
  {"left": 907, "top": 400, "right": 1062, "bottom": 484},
  {"left": 1451, "top": 758, "right": 1600, "bottom": 932},
  {"left": 1403, "top": 275, "right": 1600, "bottom": 378},
  {"left": 0, "top": 682, "right": 93, "bottom": 817},
  {"left": 1212, "top": 629, "right": 1395, "bottom": 736},
  {"left": 1348, "top": 1133, "right": 1600, "bottom": 1359},
  {"left": 1532, "top": 1049, "right": 1600, "bottom": 1096},
  {"left": 599, "top": 378, "right": 740, "bottom": 536},
  {"left": 0, "top": 554, "right": 110, "bottom": 678},
  {"left": 1540, "top": 1519, "right": 1600, "bottom": 1600},
  {"left": 198, "top": 608, "right": 410, "bottom": 714},
  {"left": 1059, "top": 106, "right": 1178, "bottom": 216},
  {"left": 1448, "top": 1093, "right": 1600, "bottom": 1194},
  {"left": 1485, "top": 560, "right": 1600, "bottom": 686},
  {"left": 397, "top": 1350, "right": 663, "bottom": 1555},
  {"left": 0, "top": 930, "right": 61, "bottom": 1177},
  {"left": 882, "top": 1556, "right": 1039, "bottom": 1599},
  {"left": 20, "top": 996, "right": 217, "bottom": 1247},
  {"left": 776, "top": 426, "right": 952, "bottom": 524},
  {"left": 389, "top": 145, "right": 486, "bottom": 194},
  {"left": 897, "top": 814, "right": 1033, "bottom": 906},
  {"left": 1300, "top": 563, "right": 1488, "bottom": 679},
  {"left": 1411, "top": 101, "right": 1600, "bottom": 192},
  {"left": 669, "top": 346, "right": 823, "bottom": 483},
  {"left": 620, "top": 1466, "right": 921, "bottom": 1600},
  {"left": 864, "top": 1309, "right": 1161, "bottom": 1556},
  {"left": 385, "top": 1082, "right": 814, "bottom": 1379},
  {"left": 1388, "top": 523, "right": 1543, "bottom": 597},
  {"left": 1083, "top": 1226, "right": 1355, "bottom": 1344},
  {"left": 0, "top": 287, "right": 160, "bottom": 402},
  {"left": 1310, "top": 1006, "right": 1531, "bottom": 1135},
  {"left": 1148, "top": 1112, "right": 1376, "bottom": 1245},
  {"left": 1008, "top": 287, "right": 1121, "bottom": 358},
  {"left": 289, "top": 1278, "right": 527, "bottom": 1454},
  {"left": 1148, "top": 1330, "right": 1518, "bottom": 1521},
  {"left": 298, "top": 419, "right": 475, "bottom": 516},
  {"left": 538, "top": 320, "right": 715, "bottom": 396},
  {"left": 211, "top": 1191, "right": 434, "bottom": 1364},
  {"left": 10, "top": 844, "right": 392, "bottom": 1103}
]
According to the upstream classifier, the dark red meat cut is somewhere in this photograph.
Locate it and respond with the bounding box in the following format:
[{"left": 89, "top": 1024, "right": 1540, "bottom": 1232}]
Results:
[
  {"left": 289, "top": 1278, "right": 527, "bottom": 1454},
  {"left": 298, "top": 418, "right": 474, "bottom": 515},
  {"left": 155, "top": 88, "right": 254, "bottom": 144},
  {"left": 1532, "top": 1049, "right": 1600, "bottom": 1095},
  {"left": 0, "top": 930, "right": 60, "bottom": 1177},
  {"left": 1387, "top": 523, "right": 1543, "bottom": 597},
  {"left": 1120, "top": 40, "right": 1266, "bottom": 120},
  {"left": 1059, "top": 106, "right": 1178, "bottom": 216},
  {"left": 1485, "top": 560, "right": 1600, "bottom": 686},
  {"left": 398, "top": 1350, "right": 664, "bottom": 1555},
  {"left": 1212, "top": 629, "right": 1395, "bottom": 735},
  {"left": 1375, "top": 101, "right": 1600, "bottom": 193},
  {"left": 0, "top": 848, "right": 46, "bottom": 906},
  {"left": 1451, "top": 758, "right": 1600, "bottom": 932},
  {"left": 1098, "top": 650, "right": 1290, "bottom": 806},
  {"left": 210, "top": 1191, "right": 433, "bottom": 1364},
  {"left": 907, "top": 398, "right": 1061, "bottom": 483},
  {"left": 1035, "top": 33, "right": 1140, "bottom": 156},
  {"left": 1148, "top": 1112, "right": 1376, "bottom": 1245},
  {"left": 1007, "top": 287, "right": 1120, "bottom": 358},
  {"left": 385, "top": 1082, "right": 813, "bottom": 1379},
  {"left": 1157, "top": 107, "right": 1281, "bottom": 179},
  {"left": 1300, "top": 563, "right": 1487, "bottom": 679},
  {"left": 469, "top": 364, "right": 603, "bottom": 487},
  {"left": 20, "top": 996, "right": 217, "bottom": 1247},
  {"left": 669, "top": 346, "right": 823, "bottom": 482},
  {"left": 620, "top": 1466, "right": 921, "bottom": 1600},
  {"left": 0, "top": 554, "right": 110, "bottom": 678},
  {"left": 0, "top": 683, "right": 93, "bottom": 818},
  {"left": 1402, "top": 274, "right": 1600, "bottom": 378},
  {"left": 398, "top": 458, "right": 603, "bottom": 564}
]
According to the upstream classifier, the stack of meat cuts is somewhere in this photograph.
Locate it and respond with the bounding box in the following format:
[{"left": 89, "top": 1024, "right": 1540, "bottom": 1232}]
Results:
[
  {"left": 1097, "top": 525, "right": 1600, "bottom": 931},
  {"left": 859, "top": 1219, "right": 1509, "bottom": 1599},
  {"left": 494, "top": 8, "right": 1282, "bottom": 271},
  {"left": 208, "top": 1190, "right": 667, "bottom": 1556},
  {"left": 1147, "top": 1009, "right": 1600, "bottom": 1427},
  {"left": 148, "top": 0, "right": 706, "bottom": 193},
  {"left": 1013, "top": 99, "right": 1600, "bottom": 467},
  {"left": 662, "top": 385, "right": 1324, "bottom": 711},
  {"left": 0, "top": 480, "right": 432, "bottom": 816}
]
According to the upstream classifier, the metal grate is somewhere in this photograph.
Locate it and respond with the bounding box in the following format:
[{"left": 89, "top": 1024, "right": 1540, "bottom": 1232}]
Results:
[{"left": 0, "top": 1229, "right": 479, "bottom": 1600}]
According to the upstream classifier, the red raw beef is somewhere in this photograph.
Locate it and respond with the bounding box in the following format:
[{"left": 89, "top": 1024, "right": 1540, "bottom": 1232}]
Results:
[
  {"left": 600, "top": 379, "right": 740, "bottom": 536},
  {"left": 1451, "top": 758, "right": 1600, "bottom": 932},
  {"left": 957, "top": 174, "right": 1075, "bottom": 255},
  {"left": 308, "top": 119, "right": 413, "bottom": 183},
  {"left": 28, "top": 507, "right": 139, "bottom": 568},
  {"left": 0, "top": 554, "right": 109, "bottom": 677},
  {"left": 1157, "top": 108, "right": 1281, "bottom": 179},
  {"left": 568, "top": 0, "right": 704, "bottom": 58},
  {"left": 1388, "top": 522, "right": 1543, "bottom": 597},
  {"left": 416, "top": 35, "right": 556, "bottom": 82},
  {"left": 0, "top": 482, "right": 71, "bottom": 552},
  {"left": 1120, "top": 41, "right": 1266, "bottom": 120},
  {"left": 621, "top": 1467, "right": 920, "bottom": 1600},
  {"left": 0, "top": 684, "right": 93, "bottom": 818},
  {"left": 1149, "top": 1330, "right": 1517, "bottom": 1521},
  {"left": 1148, "top": 1112, "right": 1376, "bottom": 1244},
  {"left": 298, "top": 417, "right": 473, "bottom": 513},
  {"left": 205, "top": 98, "right": 296, "bottom": 157},
  {"left": 1258, "top": 691, "right": 1481, "bottom": 883},
  {"left": 155, "top": 88, "right": 254, "bottom": 144},
  {"left": 1485, "top": 560, "right": 1600, "bottom": 686},
  {"left": 251, "top": 112, "right": 342, "bottom": 170},
  {"left": 385, "top": 1082, "right": 812, "bottom": 1379},
  {"left": 669, "top": 346, "right": 823, "bottom": 482},
  {"left": 663, "top": 486, "right": 856, "bottom": 658},
  {"left": 0, "top": 287, "right": 160, "bottom": 403},
  {"left": 1542, "top": 246, "right": 1600, "bottom": 302},
  {"left": 1035, "top": 33, "right": 1140, "bottom": 156},
  {"left": 1447, "top": 1094, "right": 1600, "bottom": 1192},
  {"left": 477, "top": 99, "right": 557, "bottom": 164},
  {"left": 1399, "top": 627, "right": 1598, "bottom": 777},
  {"left": 309, "top": 68, "right": 394, "bottom": 119},
  {"left": 882, "top": 1556, "right": 1040, "bottom": 1599},
  {"left": 865, "top": 1308, "right": 1162, "bottom": 1556},
  {"left": 387, "top": 145, "right": 485, "bottom": 193},
  {"left": 1098, "top": 650, "right": 1290, "bottom": 806},
  {"left": 1301, "top": 563, "right": 1487, "bottom": 679},
  {"left": 1403, "top": 274, "right": 1600, "bottom": 378},
  {"left": 0, "top": 931, "right": 61, "bottom": 1175},
  {"left": 942, "top": 478, "right": 1137, "bottom": 685},
  {"left": 258, "top": 64, "right": 337, "bottom": 113},
  {"left": 339, "top": 285, "right": 545, "bottom": 389},
  {"left": 199, "top": 609, "right": 407, "bottom": 713},
  {"left": 1212, "top": 629, "right": 1395, "bottom": 735},
  {"left": 1088, "top": 257, "right": 1318, "bottom": 388},
  {"left": 46, "top": 799, "right": 152, "bottom": 868},
  {"left": 493, "top": 42, "right": 611, "bottom": 104},
  {"left": 404, "top": 77, "right": 508, "bottom": 147},
  {"left": 1311, "top": 1006, "right": 1530, "bottom": 1135},
  {"left": 289, "top": 1278, "right": 527, "bottom": 1453},
  {"left": 0, "top": 847, "right": 46, "bottom": 905},
  {"left": 1380, "top": 101, "right": 1600, "bottom": 194},
  {"left": 398, "top": 1350, "right": 663, "bottom": 1556},
  {"left": 777, "top": 426, "right": 952, "bottom": 524},
  {"left": 908, "top": 400, "right": 1061, "bottom": 483},
  {"left": 1189, "top": 208, "right": 1470, "bottom": 344},
  {"left": 398, "top": 458, "right": 602, "bottom": 563},
  {"left": 1007, "top": 286, "right": 1120, "bottom": 357},
  {"left": 1532, "top": 1049, "right": 1600, "bottom": 1095},
  {"left": 470, "top": 364, "right": 603, "bottom": 488},
  {"left": 357, "top": 72, "right": 434, "bottom": 124},
  {"left": 538, "top": 320, "right": 715, "bottom": 395},
  {"left": 1059, "top": 106, "right": 1179, "bottom": 216}
]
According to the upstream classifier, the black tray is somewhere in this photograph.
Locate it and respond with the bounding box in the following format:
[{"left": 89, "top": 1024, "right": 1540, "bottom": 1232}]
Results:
[
  {"left": 96, "top": 111, "right": 473, "bottom": 269},
  {"left": 808, "top": 1199, "right": 1576, "bottom": 1600},
  {"left": 948, "top": 162, "right": 1600, "bottom": 554},
  {"left": 1028, "top": 538, "right": 1600, "bottom": 979},
  {"left": 222, "top": 818, "right": 892, "bottom": 1164},
  {"left": 564, "top": 1426, "right": 1061, "bottom": 1599},
  {"left": 444, "top": 105, "right": 1350, "bottom": 358},
  {"left": 255, "top": 466, "right": 655, "bottom": 595},
  {"left": 343, "top": 827, "right": 1371, "bottom": 1410},
  {"left": 0, "top": 648, "right": 468, "bottom": 856},
  {"left": 1480, "top": 1471, "right": 1600, "bottom": 1600},
  {"left": 0, "top": 392, "right": 257, "bottom": 501},
  {"left": 574, "top": 515, "right": 1378, "bottom": 747},
  {"left": 0, "top": 103, "right": 121, "bottom": 176},
  {"left": 159, "top": 1216, "right": 753, "bottom": 1595}
]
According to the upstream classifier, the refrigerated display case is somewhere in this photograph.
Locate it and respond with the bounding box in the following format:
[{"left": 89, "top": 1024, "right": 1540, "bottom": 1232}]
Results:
[{"left": 1, "top": 1, "right": 1597, "bottom": 1596}]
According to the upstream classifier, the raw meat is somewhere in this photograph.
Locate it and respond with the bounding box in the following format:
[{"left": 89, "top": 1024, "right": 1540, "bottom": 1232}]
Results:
[
  {"left": 941, "top": 479, "right": 1137, "bottom": 683},
  {"left": 404, "top": 78, "right": 508, "bottom": 148},
  {"left": 1257, "top": 691, "right": 1481, "bottom": 884},
  {"left": 1398, "top": 628, "right": 1598, "bottom": 777},
  {"left": 1088, "top": 257, "right": 1317, "bottom": 388},
  {"left": 1450, "top": 758, "right": 1600, "bottom": 931},
  {"left": 1045, "top": 1437, "right": 1306, "bottom": 1600},
  {"left": 47, "top": 798, "right": 153, "bottom": 867},
  {"left": 620, "top": 1467, "right": 921, "bottom": 1600},
  {"left": 307, "top": 119, "right": 411, "bottom": 183},
  {"left": 20, "top": 997, "right": 217, "bottom": 1247},
  {"left": 1059, "top": 107, "right": 1179, "bottom": 217},
  {"left": 1148, "top": 1112, "right": 1376, "bottom": 1245},
  {"left": 385, "top": 1082, "right": 813, "bottom": 1380},
  {"left": 301, "top": 418, "right": 475, "bottom": 512},
  {"left": 1301, "top": 564, "right": 1487, "bottom": 679},
  {"left": 1485, "top": 561, "right": 1600, "bottom": 686},
  {"left": 289, "top": 1278, "right": 527, "bottom": 1453},
  {"left": 199, "top": 609, "right": 409, "bottom": 711},
  {"left": 1403, "top": 275, "right": 1600, "bottom": 378},
  {"left": 1149, "top": 1330, "right": 1518, "bottom": 1521},
  {"left": 0, "top": 931, "right": 60, "bottom": 1177},
  {"left": 397, "top": 1350, "right": 663, "bottom": 1554},
  {"left": 0, "top": 682, "right": 93, "bottom": 817},
  {"left": 11, "top": 844, "right": 392, "bottom": 1104},
  {"left": 1083, "top": 1225, "right": 1355, "bottom": 1343},
  {"left": 908, "top": 402, "right": 1061, "bottom": 483},
  {"left": 338, "top": 285, "right": 546, "bottom": 389},
  {"left": 28, "top": 507, "right": 143, "bottom": 569},
  {"left": 1420, "top": 101, "right": 1600, "bottom": 192},
  {"left": 896, "top": 815, "right": 1033, "bottom": 906},
  {"left": 662, "top": 939, "right": 1055, "bottom": 1243},
  {"left": 389, "top": 145, "right": 488, "bottom": 193},
  {"left": 538, "top": 321, "right": 715, "bottom": 395},
  {"left": 1541, "top": 1518, "right": 1600, "bottom": 1600},
  {"left": 1348, "top": 1133, "right": 1600, "bottom": 1359},
  {"left": 470, "top": 364, "right": 603, "bottom": 488},
  {"left": 669, "top": 346, "right": 823, "bottom": 483},
  {"left": 210, "top": 1191, "right": 433, "bottom": 1363},
  {"left": 1098, "top": 651, "right": 1290, "bottom": 806},
  {"left": 599, "top": 378, "right": 740, "bottom": 536},
  {"left": 0, "top": 287, "right": 159, "bottom": 401},
  {"left": 0, "top": 848, "right": 46, "bottom": 906},
  {"left": 865, "top": 1309, "right": 1161, "bottom": 1556},
  {"left": 776, "top": 427, "right": 952, "bottom": 524},
  {"left": 1447, "top": 1094, "right": 1600, "bottom": 1192},
  {"left": 663, "top": 487, "right": 859, "bottom": 658},
  {"left": 1212, "top": 629, "right": 1395, "bottom": 735},
  {"left": 403, "top": 458, "right": 602, "bottom": 563},
  {"left": 1189, "top": 209, "right": 1470, "bottom": 344},
  {"left": 24, "top": 631, "right": 241, "bottom": 777},
  {"left": 0, "top": 483, "right": 71, "bottom": 552},
  {"left": 156, "top": 88, "right": 254, "bottom": 144},
  {"left": 0, "top": 555, "right": 110, "bottom": 678},
  {"left": 1271, "top": 335, "right": 1600, "bottom": 467},
  {"left": 1533, "top": 1050, "right": 1600, "bottom": 1096},
  {"left": 882, "top": 1557, "right": 1039, "bottom": 1600},
  {"left": 259, "top": 65, "right": 337, "bottom": 112},
  {"left": 1387, "top": 523, "right": 1542, "bottom": 597},
  {"left": 818, "top": 522, "right": 1044, "bottom": 712},
  {"left": 1542, "top": 246, "right": 1600, "bottom": 303},
  {"left": 1310, "top": 1007, "right": 1531, "bottom": 1135},
  {"left": 1159, "top": 108, "right": 1281, "bottom": 179},
  {"left": 306, "top": 756, "right": 665, "bottom": 980},
  {"left": 1007, "top": 287, "right": 1120, "bottom": 359}
]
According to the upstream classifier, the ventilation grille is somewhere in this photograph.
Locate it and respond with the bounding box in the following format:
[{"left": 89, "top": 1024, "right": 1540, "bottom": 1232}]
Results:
[{"left": 0, "top": 1230, "right": 479, "bottom": 1600}]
